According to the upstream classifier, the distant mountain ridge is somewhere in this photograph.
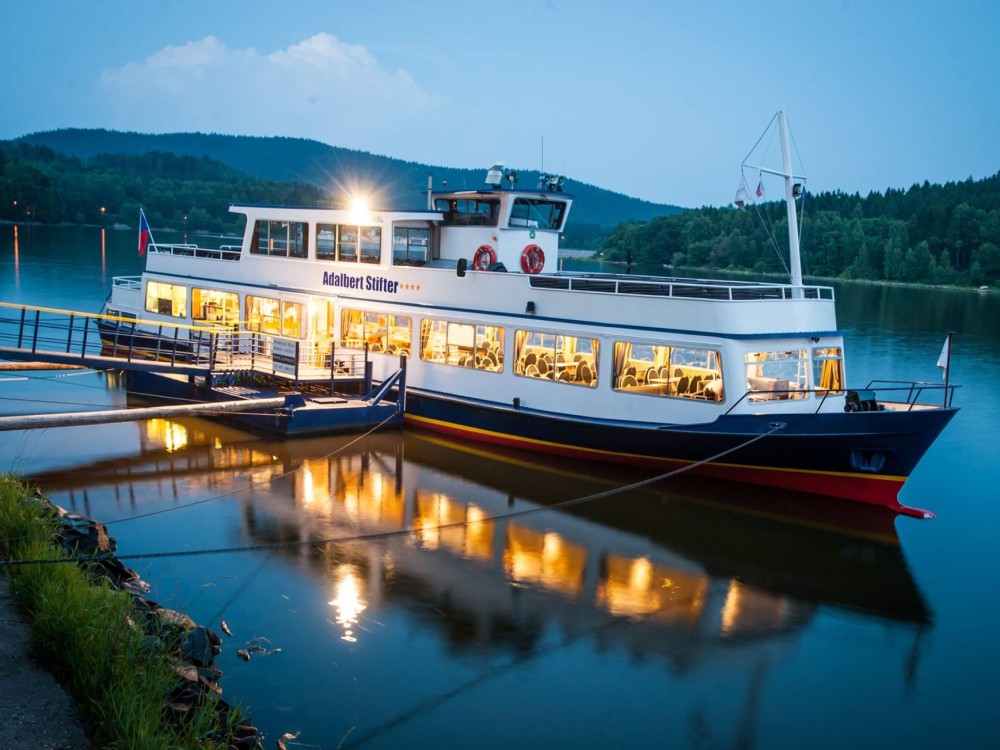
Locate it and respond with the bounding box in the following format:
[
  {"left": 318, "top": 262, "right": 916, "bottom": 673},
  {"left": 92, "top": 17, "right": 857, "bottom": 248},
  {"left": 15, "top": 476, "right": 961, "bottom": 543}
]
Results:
[{"left": 18, "top": 129, "right": 681, "bottom": 228}]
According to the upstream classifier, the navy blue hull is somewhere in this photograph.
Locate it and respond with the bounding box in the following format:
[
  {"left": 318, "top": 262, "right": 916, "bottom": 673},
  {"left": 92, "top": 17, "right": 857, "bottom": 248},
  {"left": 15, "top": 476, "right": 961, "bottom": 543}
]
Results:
[{"left": 403, "top": 390, "right": 957, "bottom": 514}]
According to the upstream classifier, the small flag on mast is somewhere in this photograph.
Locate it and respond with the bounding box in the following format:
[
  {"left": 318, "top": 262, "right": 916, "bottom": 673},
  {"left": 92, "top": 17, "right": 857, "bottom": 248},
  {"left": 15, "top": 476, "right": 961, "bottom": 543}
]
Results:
[
  {"left": 936, "top": 335, "right": 951, "bottom": 380},
  {"left": 138, "top": 209, "right": 151, "bottom": 256}
]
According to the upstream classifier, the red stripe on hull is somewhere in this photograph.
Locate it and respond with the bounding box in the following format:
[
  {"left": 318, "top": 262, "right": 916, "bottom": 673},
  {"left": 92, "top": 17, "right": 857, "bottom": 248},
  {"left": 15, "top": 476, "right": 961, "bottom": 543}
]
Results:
[{"left": 407, "top": 416, "right": 923, "bottom": 517}]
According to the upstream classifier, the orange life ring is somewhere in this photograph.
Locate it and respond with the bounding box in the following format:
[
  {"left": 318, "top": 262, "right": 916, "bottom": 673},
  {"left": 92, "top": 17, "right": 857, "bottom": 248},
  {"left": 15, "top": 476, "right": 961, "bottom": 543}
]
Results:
[
  {"left": 473, "top": 244, "right": 497, "bottom": 271},
  {"left": 520, "top": 244, "right": 545, "bottom": 274}
]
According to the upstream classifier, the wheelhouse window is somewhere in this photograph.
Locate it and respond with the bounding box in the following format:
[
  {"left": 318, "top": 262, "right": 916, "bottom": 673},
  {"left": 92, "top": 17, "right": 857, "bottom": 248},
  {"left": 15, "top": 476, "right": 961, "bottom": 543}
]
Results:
[
  {"left": 243, "top": 298, "right": 303, "bottom": 337},
  {"left": 514, "top": 330, "right": 599, "bottom": 387},
  {"left": 392, "top": 225, "right": 430, "bottom": 266},
  {"left": 745, "top": 349, "right": 808, "bottom": 401},
  {"left": 434, "top": 198, "right": 499, "bottom": 227},
  {"left": 192, "top": 288, "right": 239, "bottom": 325},
  {"left": 812, "top": 347, "right": 844, "bottom": 395},
  {"left": 508, "top": 198, "right": 566, "bottom": 231},
  {"left": 419, "top": 318, "right": 504, "bottom": 371},
  {"left": 249, "top": 220, "right": 308, "bottom": 258},
  {"left": 613, "top": 341, "right": 724, "bottom": 402},
  {"left": 145, "top": 281, "right": 187, "bottom": 318},
  {"left": 341, "top": 309, "right": 412, "bottom": 355}
]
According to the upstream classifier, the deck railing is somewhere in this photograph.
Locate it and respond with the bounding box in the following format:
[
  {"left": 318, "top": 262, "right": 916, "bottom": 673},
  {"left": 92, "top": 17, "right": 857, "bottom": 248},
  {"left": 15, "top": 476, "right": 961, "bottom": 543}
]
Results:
[
  {"left": 147, "top": 242, "right": 242, "bottom": 261},
  {"left": 530, "top": 272, "right": 835, "bottom": 302}
]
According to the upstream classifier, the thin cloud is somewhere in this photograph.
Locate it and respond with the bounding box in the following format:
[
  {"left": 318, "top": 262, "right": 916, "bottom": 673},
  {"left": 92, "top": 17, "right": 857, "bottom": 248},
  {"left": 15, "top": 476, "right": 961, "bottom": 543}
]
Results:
[{"left": 95, "top": 33, "right": 443, "bottom": 146}]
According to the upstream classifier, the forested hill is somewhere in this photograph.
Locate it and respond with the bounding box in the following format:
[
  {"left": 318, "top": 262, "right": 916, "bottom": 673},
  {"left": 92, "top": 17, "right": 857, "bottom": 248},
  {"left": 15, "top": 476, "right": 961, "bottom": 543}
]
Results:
[
  {"left": 15, "top": 128, "right": 679, "bottom": 234},
  {"left": 601, "top": 172, "right": 1000, "bottom": 288}
]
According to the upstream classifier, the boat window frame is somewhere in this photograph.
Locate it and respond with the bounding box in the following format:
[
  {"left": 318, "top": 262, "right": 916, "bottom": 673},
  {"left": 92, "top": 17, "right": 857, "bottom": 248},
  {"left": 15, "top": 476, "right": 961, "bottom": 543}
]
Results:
[
  {"left": 191, "top": 288, "right": 240, "bottom": 326},
  {"left": 508, "top": 198, "right": 567, "bottom": 231},
  {"left": 317, "top": 223, "right": 383, "bottom": 264},
  {"left": 434, "top": 198, "right": 499, "bottom": 227},
  {"left": 144, "top": 280, "right": 188, "bottom": 318},
  {"left": 418, "top": 316, "right": 504, "bottom": 372},
  {"left": 744, "top": 349, "right": 809, "bottom": 401},
  {"left": 249, "top": 219, "right": 309, "bottom": 259},
  {"left": 340, "top": 308, "right": 412, "bottom": 356},
  {"left": 811, "top": 346, "right": 844, "bottom": 396},
  {"left": 611, "top": 340, "right": 725, "bottom": 402},
  {"left": 513, "top": 328, "right": 599, "bottom": 388}
]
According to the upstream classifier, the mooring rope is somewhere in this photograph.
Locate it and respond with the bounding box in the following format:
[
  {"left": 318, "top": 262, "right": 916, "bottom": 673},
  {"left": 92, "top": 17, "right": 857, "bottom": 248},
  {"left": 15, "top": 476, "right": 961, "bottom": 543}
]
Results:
[{"left": 0, "top": 424, "right": 785, "bottom": 568}]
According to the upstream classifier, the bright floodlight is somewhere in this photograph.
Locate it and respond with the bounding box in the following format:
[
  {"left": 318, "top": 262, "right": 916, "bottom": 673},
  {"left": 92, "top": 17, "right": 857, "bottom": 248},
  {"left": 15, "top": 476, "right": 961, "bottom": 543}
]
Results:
[{"left": 349, "top": 196, "right": 369, "bottom": 225}]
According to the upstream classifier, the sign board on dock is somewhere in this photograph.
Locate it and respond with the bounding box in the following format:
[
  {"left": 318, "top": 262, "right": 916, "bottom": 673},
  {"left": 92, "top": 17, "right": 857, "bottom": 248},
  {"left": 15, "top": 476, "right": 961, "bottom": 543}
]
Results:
[{"left": 272, "top": 338, "right": 298, "bottom": 376}]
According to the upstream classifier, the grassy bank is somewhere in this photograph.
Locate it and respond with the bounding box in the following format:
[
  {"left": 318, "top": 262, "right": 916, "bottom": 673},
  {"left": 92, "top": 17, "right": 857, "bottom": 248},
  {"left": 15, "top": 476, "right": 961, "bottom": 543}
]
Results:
[{"left": 0, "top": 475, "right": 243, "bottom": 749}]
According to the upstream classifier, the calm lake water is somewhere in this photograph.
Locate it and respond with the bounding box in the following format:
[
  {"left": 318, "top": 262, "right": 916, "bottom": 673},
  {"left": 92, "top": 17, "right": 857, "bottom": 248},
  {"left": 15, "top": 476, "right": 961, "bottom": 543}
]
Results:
[{"left": 2, "top": 224, "right": 999, "bottom": 749}]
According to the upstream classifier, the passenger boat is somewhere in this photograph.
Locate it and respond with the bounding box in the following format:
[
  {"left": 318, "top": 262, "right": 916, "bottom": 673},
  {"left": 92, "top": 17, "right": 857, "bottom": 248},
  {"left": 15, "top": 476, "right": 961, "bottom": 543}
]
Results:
[{"left": 99, "top": 112, "right": 957, "bottom": 517}]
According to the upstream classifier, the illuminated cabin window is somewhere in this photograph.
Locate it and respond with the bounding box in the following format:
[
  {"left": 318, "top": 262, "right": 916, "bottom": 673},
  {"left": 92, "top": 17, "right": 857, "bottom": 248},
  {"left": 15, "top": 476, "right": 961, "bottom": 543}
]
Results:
[
  {"left": 812, "top": 347, "right": 844, "bottom": 395},
  {"left": 392, "top": 225, "right": 430, "bottom": 266},
  {"left": 418, "top": 318, "right": 504, "bottom": 371},
  {"left": 191, "top": 288, "right": 239, "bottom": 325},
  {"left": 503, "top": 523, "right": 586, "bottom": 597},
  {"left": 317, "top": 223, "right": 382, "bottom": 264},
  {"left": 612, "top": 342, "right": 724, "bottom": 402},
  {"left": 745, "top": 349, "right": 808, "bottom": 401},
  {"left": 249, "top": 220, "right": 308, "bottom": 258},
  {"left": 514, "top": 329, "right": 599, "bottom": 387},
  {"left": 144, "top": 281, "right": 187, "bottom": 318},
  {"left": 245, "top": 296, "right": 305, "bottom": 338},
  {"left": 341, "top": 309, "right": 411, "bottom": 355}
]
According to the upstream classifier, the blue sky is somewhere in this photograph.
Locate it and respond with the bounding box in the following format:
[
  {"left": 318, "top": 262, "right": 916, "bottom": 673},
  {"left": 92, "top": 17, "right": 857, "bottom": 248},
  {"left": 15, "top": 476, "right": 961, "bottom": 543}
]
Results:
[{"left": 3, "top": 1, "right": 998, "bottom": 208}]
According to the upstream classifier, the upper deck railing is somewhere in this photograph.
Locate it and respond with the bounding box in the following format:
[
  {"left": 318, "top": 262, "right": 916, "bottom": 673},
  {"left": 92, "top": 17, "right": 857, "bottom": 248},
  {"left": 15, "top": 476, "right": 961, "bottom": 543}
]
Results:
[
  {"left": 148, "top": 242, "right": 242, "bottom": 261},
  {"left": 529, "top": 272, "right": 835, "bottom": 301}
]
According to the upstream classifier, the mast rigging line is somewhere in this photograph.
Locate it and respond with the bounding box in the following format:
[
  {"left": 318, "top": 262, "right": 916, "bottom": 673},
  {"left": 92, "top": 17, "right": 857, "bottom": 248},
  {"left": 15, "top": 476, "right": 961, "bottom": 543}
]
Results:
[
  {"left": 739, "top": 111, "right": 809, "bottom": 279},
  {"left": 0, "top": 424, "right": 786, "bottom": 568}
]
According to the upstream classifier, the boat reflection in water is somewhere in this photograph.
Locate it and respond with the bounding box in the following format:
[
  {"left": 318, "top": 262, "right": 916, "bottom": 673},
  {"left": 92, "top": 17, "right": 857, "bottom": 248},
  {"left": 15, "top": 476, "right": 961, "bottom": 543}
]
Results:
[
  {"left": 35, "top": 418, "right": 931, "bottom": 638},
  {"left": 29, "top": 419, "right": 931, "bottom": 743}
]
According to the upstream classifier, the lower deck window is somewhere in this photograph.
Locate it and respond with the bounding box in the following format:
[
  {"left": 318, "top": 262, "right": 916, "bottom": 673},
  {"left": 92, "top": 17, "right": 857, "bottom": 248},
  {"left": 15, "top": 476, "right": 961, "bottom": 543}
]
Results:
[
  {"left": 144, "top": 281, "right": 187, "bottom": 318},
  {"left": 745, "top": 350, "right": 808, "bottom": 401},
  {"left": 192, "top": 288, "right": 239, "bottom": 325},
  {"left": 419, "top": 318, "right": 504, "bottom": 371},
  {"left": 812, "top": 347, "right": 844, "bottom": 395},
  {"left": 613, "top": 341, "right": 724, "bottom": 402},
  {"left": 341, "top": 309, "right": 412, "bottom": 355},
  {"left": 514, "top": 330, "right": 599, "bottom": 387}
]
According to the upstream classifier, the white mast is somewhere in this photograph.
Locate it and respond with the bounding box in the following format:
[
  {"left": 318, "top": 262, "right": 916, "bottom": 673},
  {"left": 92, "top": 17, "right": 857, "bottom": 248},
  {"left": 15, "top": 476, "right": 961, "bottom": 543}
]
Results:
[{"left": 779, "top": 111, "right": 803, "bottom": 293}]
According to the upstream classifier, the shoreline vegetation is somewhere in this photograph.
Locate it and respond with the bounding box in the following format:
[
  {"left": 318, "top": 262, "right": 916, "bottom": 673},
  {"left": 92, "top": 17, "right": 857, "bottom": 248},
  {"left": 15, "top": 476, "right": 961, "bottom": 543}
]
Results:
[
  {"left": 0, "top": 475, "right": 259, "bottom": 750},
  {"left": 3, "top": 136, "right": 999, "bottom": 291}
]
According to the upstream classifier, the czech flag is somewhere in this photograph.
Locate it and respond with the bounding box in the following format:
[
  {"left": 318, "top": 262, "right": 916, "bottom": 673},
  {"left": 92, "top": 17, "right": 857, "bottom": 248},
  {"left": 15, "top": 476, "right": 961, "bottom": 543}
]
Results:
[{"left": 138, "top": 209, "right": 151, "bottom": 256}]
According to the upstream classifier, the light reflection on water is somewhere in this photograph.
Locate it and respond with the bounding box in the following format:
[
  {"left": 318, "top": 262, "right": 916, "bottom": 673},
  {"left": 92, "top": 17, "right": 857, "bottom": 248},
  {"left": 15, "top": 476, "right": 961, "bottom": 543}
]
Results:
[{"left": 17, "top": 419, "right": 930, "bottom": 747}]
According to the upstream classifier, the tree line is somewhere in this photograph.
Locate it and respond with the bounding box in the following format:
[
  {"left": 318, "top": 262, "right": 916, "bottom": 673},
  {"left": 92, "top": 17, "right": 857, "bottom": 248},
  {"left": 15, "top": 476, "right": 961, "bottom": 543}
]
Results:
[
  {"left": 0, "top": 141, "right": 328, "bottom": 232},
  {"left": 602, "top": 173, "right": 1000, "bottom": 288},
  {"left": 3, "top": 138, "right": 998, "bottom": 287}
]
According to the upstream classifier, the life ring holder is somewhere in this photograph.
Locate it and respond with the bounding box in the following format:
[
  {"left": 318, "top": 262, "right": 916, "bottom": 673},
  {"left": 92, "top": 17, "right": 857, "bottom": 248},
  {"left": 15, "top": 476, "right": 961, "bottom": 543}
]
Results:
[
  {"left": 473, "top": 244, "right": 497, "bottom": 271},
  {"left": 520, "top": 244, "right": 545, "bottom": 274}
]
